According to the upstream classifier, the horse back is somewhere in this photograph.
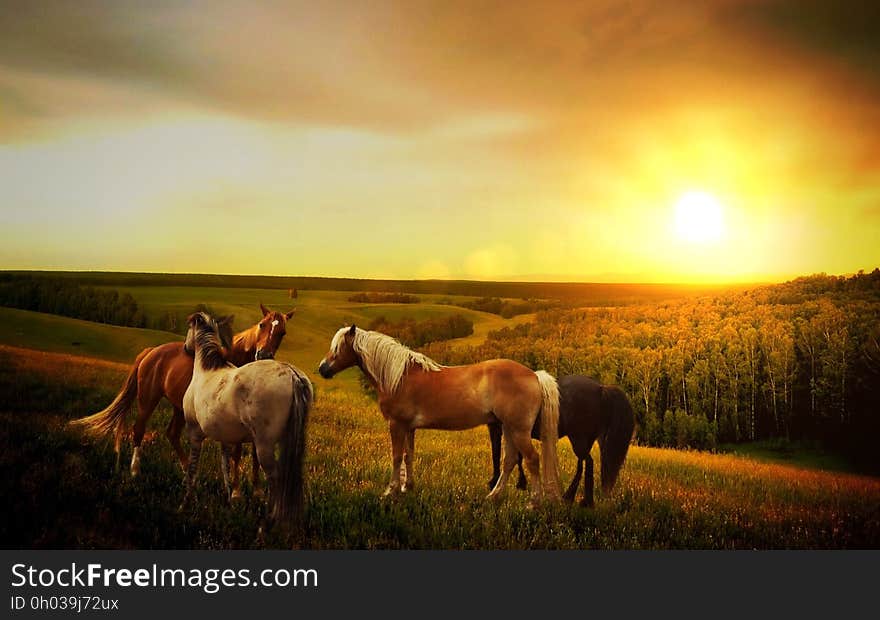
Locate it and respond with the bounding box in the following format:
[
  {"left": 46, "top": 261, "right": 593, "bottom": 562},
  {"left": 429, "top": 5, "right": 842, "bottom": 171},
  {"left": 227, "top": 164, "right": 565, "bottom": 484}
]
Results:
[
  {"left": 555, "top": 374, "right": 605, "bottom": 440},
  {"left": 395, "top": 359, "right": 541, "bottom": 430},
  {"left": 138, "top": 341, "right": 193, "bottom": 410}
]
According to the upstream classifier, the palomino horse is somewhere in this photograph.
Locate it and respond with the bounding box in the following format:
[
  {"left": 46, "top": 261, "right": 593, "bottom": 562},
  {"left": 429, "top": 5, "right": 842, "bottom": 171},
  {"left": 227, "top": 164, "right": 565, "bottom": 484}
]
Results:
[
  {"left": 181, "top": 312, "right": 312, "bottom": 524},
  {"left": 318, "top": 325, "right": 563, "bottom": 504},
  {"left": 71, "top": 304, "right": 295, "bottom": 485},
  {"left": 488, "top": 375, "right": 635, "bottom": 507}
]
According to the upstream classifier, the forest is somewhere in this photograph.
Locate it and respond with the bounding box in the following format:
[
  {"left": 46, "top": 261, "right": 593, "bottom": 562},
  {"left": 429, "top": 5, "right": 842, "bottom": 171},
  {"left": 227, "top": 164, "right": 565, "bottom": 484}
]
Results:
[
  {"left": 446, "top": 296, "right": 562, "bottom": 318},
  {"left": 368, "top": 314, "right": 474, "bottom": 348},
  {"left": 424, "top": 271, "right": 880, "bottom": 471},
  {"left": 0, "top": 274, "right": 146, "bottom": 328},
  {"left": 348, "top": 292, "right": 421, "bottom": 304}
]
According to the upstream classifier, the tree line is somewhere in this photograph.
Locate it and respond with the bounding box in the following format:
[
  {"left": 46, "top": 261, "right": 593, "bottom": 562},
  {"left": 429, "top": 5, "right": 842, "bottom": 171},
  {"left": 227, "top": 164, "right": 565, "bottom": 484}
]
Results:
[
  {"left": 348, "top": 292, "right": 420, "bottom": 304},
  {"left": 368, "top": 314, "right": 473, "bottom": 348},
  {"left": 446, "top": 296, "right": 562, "bottom": 318},
  {"left": 424, "top": 270, "right": 880, "bottom": 470},
  {"left": 0, "top": 274, "right": 146, "bottom": 328}
]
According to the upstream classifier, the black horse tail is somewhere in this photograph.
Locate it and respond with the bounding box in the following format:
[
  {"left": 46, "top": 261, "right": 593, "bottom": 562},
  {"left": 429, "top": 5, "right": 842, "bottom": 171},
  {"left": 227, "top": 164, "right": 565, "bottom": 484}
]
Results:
[
  {"left": 69, "top": 347, "right": 151, "bottom": 451},
  {"left": 274, "top": 367, "right": 313, "bottom": 526},
  {"left": 598, "top": 385, "right": 635, "bottom": 494}
]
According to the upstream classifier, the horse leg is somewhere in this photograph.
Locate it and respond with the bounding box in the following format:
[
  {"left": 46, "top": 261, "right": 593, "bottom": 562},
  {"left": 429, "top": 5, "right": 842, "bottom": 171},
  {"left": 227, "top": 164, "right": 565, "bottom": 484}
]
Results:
[
  {"left": 251, "top": 444, "right": 263, "bottom": 498},
  {"left": 166, "top": 407, "right": 188, "bottom": 472},
  {"left": 220, "top": 444, "right": 235, "bottom": 502},
  {"left": 227, "top": 443, "right": 243, "bottom": 500},
  {"left": 130, "top": 390, "right": 160, "bottom": 477},
  {"left": 486, "top": 430, "right": 520, "bottom": 502},
  {"left": 382, "top": 420, "right": 407, "bottom": 498},
  {"left": 402, "top": 429, "right": 415, "bottom": 493},
  {"left": 178, "top": 425, "right": 205, "bottom": 512},
  {"left": 580, "top": 454, "right": 595, "bottom": 508},
  {"left": 516, "top": 453, "right": 528, "bottom": 491},
  {"left": 563, "top": 459, "right": 583, "bottom": 504},
  {"left": 510, "top": 430, "right": 543, "bottom": 506},
  {"left": 487, "top": 423, "right": 502, "bottom": 490},
  {"left": 253, "top": 439, "right": 278, "bottom": 519}
]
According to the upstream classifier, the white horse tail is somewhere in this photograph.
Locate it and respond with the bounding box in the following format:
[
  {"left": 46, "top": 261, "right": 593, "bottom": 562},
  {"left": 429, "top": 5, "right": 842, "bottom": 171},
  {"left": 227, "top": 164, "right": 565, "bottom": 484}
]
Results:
[
  {"left": 535, "top": 370, "right": 562, "bottom": 501},
  {"left": 274, "top": 367, "right": 314, "bottom": 526}
]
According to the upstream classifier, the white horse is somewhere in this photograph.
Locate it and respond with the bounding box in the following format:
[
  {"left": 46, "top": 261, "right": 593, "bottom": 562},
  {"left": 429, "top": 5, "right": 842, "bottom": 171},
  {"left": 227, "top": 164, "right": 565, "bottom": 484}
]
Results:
[{"left": 181, "top": 312, "right": 313, "bottom": 525}]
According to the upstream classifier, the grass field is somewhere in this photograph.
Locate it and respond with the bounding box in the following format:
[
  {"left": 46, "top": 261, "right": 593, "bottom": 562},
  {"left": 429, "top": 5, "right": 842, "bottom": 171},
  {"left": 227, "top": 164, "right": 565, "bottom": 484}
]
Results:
[{"left": 1, "top": 286, "right": 878, "bottom": 549}]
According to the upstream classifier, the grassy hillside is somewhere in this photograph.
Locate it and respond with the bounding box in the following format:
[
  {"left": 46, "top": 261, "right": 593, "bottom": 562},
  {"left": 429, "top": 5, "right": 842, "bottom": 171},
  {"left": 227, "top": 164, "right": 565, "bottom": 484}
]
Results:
[
  {"left": 1, "top": 344, "right": 878, "bottom": 549},
  {"left": 0, "top": 307, "right": 177, "bottom": 363}
]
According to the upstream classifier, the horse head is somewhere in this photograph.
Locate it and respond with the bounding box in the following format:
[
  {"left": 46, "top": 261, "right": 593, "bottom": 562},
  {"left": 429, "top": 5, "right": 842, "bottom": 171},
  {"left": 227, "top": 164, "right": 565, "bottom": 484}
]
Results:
[
  {"left": 318, "top": 325, "right": 359, "bottom": 378},
  {"left": 253, "top": 303, "right": 296, "bottom": 361},
  {"left": 184, "top": 311, "right": 234, "bottom": 358}
]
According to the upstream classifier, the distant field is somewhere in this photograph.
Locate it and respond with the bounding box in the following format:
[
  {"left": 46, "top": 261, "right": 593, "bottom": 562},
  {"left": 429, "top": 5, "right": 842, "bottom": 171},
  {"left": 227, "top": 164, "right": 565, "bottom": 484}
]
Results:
[
  {"left": 7, "top": 270, "right": 742, "bottom": 302},
  {"left": 1, "top": 345, "right": 877, "bottom": 549}
]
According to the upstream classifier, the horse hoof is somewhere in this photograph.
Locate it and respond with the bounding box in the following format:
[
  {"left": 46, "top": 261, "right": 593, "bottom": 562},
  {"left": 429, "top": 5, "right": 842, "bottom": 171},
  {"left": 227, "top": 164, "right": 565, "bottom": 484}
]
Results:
[
  {"left": 381, "top": 487, "right": 399, "bottom": 500},
  {"left": 579, "top": 499, "right": 595, "bottom": 509},
  {"left": 485, "top": 492, "right": 503, "bottom": 504},
  {"left": 231, "top": 490, "right": 242, "bottom": 501}
]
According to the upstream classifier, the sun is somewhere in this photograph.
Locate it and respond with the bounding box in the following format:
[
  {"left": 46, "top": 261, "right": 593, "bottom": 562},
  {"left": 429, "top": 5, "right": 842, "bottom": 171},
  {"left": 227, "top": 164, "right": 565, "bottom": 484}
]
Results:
[{"left": 673, "top": 191, "right": 725, "bottom": 244}]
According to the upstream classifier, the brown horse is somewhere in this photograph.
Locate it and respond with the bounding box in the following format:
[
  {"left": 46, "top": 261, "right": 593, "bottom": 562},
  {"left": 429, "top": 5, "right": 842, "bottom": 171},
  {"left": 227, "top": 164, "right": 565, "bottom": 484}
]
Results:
[
  {"left": 71, "top": 303, "right": 295, "bottom": 485},
  {"left": 318, "top": 325, "right": 563, "bottom": 504},
  {"left": 487, "top": 375, "right": 635, "bottom": 507}
]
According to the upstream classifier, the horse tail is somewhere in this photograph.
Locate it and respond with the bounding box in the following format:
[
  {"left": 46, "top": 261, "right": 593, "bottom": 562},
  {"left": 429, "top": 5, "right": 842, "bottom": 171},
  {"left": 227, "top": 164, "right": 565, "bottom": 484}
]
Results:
[
  {"left": 598, "top": 385, "right": 635, "bottom": 494},
  {"left": 275, "top": 367, "right": 313, "bottom": 526},
  {"left": 69, "top": 347, "right": 150, "bottom": 447},
  {"left": 535, "top": 370, "right": 562, "bottom": 501}
]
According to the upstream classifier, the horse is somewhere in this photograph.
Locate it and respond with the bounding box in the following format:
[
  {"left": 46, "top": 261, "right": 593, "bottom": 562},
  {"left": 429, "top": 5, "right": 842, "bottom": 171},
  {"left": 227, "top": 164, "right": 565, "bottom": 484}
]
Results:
[
  {"left": 318, "top": 325, "right": 563, "bottom": 504},
  {"left": 181, "top": 311, "right": 312, "bottom": 525},
  {"left": 487, "top": 375, "right": 635, "bottom": 507},
  {"left": 70, "top": 303, "right": 295, "bottom": 486}
]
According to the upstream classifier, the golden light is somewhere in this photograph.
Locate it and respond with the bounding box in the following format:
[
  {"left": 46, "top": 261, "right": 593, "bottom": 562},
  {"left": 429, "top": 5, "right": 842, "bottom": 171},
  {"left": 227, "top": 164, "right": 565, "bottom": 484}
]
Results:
[{"left": 673, "top": 191, "right": 725, "bottom": 244}]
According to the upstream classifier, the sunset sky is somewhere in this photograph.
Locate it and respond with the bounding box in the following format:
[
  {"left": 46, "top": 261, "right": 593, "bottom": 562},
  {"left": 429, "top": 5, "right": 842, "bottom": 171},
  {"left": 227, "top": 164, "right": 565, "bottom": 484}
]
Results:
[{"left": 1, "top": 0, "right": 879, "bottom": 283}]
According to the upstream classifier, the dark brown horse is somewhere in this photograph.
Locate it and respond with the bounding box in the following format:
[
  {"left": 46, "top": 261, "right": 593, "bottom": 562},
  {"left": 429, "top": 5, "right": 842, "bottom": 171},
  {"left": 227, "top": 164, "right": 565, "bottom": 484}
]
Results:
[
  {"left": 70, "top": 303, "right": 295, "bottom": 484},
  {"left": 488, "top": 375, "right": 635, "bottom": 507}
]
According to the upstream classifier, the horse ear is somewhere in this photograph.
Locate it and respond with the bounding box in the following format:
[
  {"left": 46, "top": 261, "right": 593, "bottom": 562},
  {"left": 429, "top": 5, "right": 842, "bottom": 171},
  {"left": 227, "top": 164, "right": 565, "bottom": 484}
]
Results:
[
  {"left": 348, "top": 324, "right": 357, "bottom": 337},
  {"left": 260, "top": 303, "right": 270, "bottom": 317},
  {"left": 187, "top": 313, "right": 200, "bottom": 325},
  {"left": 285, "top": 308, "right": 296, "bottom": 320}
]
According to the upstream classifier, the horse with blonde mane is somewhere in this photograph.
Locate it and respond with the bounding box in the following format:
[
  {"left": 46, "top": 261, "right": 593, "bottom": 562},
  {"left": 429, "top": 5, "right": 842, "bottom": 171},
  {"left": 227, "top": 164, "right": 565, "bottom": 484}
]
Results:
[
  {"left": 70, "top": 303, "right": 295, "bottom": 490},
  {"left": 318, "top": 325, "right": 562, "bottom": 504}
]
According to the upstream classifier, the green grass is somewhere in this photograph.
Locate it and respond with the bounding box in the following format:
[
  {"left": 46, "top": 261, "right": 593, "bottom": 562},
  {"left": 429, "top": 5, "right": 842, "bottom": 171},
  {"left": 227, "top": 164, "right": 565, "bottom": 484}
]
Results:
[
  {"left": 0, "top": 307, "right": 177, "bottom": 363},
  {"left": 1, "top": 345, "right": 878, "bottom": 549},
  {"left": 719, "top": 440, "right": 859, "bottom": 475}
]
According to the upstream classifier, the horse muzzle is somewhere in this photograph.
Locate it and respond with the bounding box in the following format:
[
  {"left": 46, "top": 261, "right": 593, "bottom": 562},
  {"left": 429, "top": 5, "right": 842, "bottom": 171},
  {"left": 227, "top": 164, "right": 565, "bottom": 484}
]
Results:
[
  {"left": 255, "top": 349, "right": 275, "bottom": 361},
  {"left": 318, "top": 360, "right": 334, "bottom": 379}
]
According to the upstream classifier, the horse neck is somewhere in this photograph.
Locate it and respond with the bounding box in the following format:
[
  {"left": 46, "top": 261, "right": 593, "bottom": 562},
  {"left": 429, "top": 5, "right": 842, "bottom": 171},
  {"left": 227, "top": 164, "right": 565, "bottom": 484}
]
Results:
[
  {"left": 229, "top": 327, "right": 258, "bottom": 366},
  {"left": 193, "top": 341, "right": 226, "bottom": 375}
]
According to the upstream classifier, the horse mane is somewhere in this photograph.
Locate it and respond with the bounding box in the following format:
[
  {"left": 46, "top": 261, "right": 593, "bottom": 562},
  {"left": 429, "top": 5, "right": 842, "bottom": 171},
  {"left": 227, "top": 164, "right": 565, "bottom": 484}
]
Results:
[
  {"left": 334, "top": 327, "right": 442, "bottom": 395},
  {"left": 194, "top": 315, "right": 232, "bottom": 371},
  {"left": 232, "top": 327, "right": 257, "bottom": 357}
]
